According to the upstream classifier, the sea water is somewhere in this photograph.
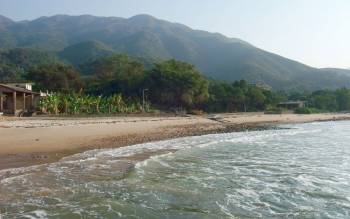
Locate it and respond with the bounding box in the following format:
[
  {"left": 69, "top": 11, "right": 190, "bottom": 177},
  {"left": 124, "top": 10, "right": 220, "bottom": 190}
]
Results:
[{"left": 1, "top": 121, "right": 350, "bottom": 218}]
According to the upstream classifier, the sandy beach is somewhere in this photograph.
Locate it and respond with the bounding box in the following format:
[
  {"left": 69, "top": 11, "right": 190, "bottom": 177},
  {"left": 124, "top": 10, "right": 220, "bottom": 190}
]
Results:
[{"left": 1, "top": 112, "right": 350, "bottom": 170}]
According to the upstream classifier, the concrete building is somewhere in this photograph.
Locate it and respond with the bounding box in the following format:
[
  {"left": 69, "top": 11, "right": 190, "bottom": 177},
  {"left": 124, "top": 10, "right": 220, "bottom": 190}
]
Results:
[{"left": 0, "top": 82, "right": 40, "bottom": 116}]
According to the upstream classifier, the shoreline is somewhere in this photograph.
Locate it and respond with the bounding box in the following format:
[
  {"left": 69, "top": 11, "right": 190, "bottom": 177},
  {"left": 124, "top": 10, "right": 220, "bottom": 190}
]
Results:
[{"left": 0, "top": 113, "right": 350, "bottom": 170}]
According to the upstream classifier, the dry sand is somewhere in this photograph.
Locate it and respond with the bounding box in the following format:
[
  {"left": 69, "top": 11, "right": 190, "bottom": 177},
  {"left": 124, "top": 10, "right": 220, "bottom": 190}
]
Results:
[{"left": 0, "top": 113, "right": 349, "bottom": 170}]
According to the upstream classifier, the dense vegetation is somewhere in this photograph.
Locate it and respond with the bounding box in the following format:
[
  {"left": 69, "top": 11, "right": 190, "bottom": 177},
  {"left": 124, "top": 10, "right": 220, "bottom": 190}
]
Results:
[
  {"left": 39, "top": 93, "right": 146, "bottom": 115},
  {"left": 0, "top": 48, "right": 60, "bottom": 81},
  {"left": 287, "top": 89, "right": 350, "bottom": 112},
  {"left": 1, "top": 47, "right": 350, "bottom": 115},
  {"left": 1, "top": 14, "right": 350, "bottom": 90},
  {"left": 206, "top": 80, "right": 284, "bottom": 112},
  {"left": 27, "top": 64, "right": 83, "bottom": 92}
]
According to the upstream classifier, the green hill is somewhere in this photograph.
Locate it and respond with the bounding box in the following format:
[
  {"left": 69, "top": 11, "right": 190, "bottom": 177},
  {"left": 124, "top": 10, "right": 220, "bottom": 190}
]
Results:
[
  {"left": 0, "top": 14, "right": 350, "bottom": 90},
  {"left": 59, "top": 41, "right": 114, "bottom": 66},
  {"left": 0, "top": 48, "right": 62, "bottom": 81}
]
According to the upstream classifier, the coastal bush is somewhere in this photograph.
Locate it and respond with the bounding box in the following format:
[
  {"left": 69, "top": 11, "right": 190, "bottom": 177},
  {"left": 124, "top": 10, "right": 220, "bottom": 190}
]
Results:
[{"left": 294, "top": 107, "right": 324, "bottom": 114}]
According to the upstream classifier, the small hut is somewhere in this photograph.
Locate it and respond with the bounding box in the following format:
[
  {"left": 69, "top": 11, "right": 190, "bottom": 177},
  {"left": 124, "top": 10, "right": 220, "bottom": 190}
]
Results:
[{"left": 0, "top": 82, "right": 40, "bottom": 116}]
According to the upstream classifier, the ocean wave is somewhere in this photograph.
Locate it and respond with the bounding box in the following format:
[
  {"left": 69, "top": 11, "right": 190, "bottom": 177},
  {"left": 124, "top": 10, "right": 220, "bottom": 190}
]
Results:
[{"left": 2, "top": 121, "right": 350, "bottom": 218}]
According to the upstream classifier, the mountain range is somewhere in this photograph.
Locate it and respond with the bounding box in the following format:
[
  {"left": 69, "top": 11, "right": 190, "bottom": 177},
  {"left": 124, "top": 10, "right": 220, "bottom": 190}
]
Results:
[{"left": 0, "top": 14, "right": 349, "bottom": 90}]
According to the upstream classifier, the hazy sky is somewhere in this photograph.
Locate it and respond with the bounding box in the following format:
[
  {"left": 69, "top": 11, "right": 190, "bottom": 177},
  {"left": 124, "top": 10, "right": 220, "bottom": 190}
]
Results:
[{"left": 1, "top": 0, "right": 349, "bottom": 68}]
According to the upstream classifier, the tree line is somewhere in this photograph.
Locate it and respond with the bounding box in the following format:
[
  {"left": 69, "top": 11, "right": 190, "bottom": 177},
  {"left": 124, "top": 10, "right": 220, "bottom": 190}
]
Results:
[
  {"left": 286, "top": 89, "right": 350, "bottom": 113},
  {"left": 25, "top": 54, "right": 279, "bottom": 113},
  {"left": 3, "top": 52, "right": 350, "bottom": 114}
]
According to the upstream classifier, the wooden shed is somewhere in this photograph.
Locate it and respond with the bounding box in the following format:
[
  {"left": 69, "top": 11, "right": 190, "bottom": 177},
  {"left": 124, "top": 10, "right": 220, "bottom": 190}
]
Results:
[{"left": 0, "top": 83, "right": 40, "bottom": 116}]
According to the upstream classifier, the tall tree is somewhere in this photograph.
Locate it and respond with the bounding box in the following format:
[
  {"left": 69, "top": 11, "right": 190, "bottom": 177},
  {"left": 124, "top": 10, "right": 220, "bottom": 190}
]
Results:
[
  {"left": 335, "top": 88, "right": 350, "bottom": 111},
  {"left": 26, "top": 64, "right": 82, "bottom": 92},
  {"left": 83, "top": 54, "right": 145, "bottom": 97},
  {"left": 310, "top": 90, "right": 337, "bottom": 111},
  {"left": 146, "top": 60, "right": 209, "bottom": 109}
]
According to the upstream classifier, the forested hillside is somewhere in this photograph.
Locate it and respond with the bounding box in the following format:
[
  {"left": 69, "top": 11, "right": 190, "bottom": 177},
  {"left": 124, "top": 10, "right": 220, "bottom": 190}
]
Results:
[{"left": 0, "top": 14, "right": 350, "bottom": 90}]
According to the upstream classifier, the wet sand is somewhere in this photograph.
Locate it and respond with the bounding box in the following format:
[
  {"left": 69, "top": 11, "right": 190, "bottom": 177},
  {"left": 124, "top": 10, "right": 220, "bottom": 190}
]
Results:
[{"left": 0, "top": 113, "right": 349, "bottom": 170}]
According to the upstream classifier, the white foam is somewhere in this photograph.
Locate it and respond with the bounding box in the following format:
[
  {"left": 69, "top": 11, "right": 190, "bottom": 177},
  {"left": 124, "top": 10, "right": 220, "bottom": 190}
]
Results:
[
  {"left": 3, "top": 121, "right": 350, "bottom": 218},
  {"left": 23, "top": 210, "right": 48, "bottom": 219}
]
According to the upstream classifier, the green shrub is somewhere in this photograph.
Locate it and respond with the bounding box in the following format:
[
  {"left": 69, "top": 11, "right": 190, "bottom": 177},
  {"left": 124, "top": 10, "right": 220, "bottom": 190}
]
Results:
[{"left": 294, "top": 107, "right": 324, "bottom": 114}]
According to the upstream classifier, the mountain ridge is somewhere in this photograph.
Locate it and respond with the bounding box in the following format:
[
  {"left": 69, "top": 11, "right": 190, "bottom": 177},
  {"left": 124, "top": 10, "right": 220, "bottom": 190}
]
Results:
[
  {"left": 0, "top": 13, "right": 349, "bottom": 90},
  {"left": 0, "top": 15, "right": 14, "bottom": 29}
]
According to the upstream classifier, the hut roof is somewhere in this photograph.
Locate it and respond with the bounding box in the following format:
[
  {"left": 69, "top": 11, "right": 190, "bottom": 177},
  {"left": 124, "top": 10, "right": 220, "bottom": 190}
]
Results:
[{"left": 0, "top": 84, "right": 39, "bottom": 95}]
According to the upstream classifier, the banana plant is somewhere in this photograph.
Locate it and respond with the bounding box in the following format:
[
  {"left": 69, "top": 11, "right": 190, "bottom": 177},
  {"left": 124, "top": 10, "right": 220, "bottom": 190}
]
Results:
[{"left": 39, "top": 92, "right": 145, "bottom": 115}]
